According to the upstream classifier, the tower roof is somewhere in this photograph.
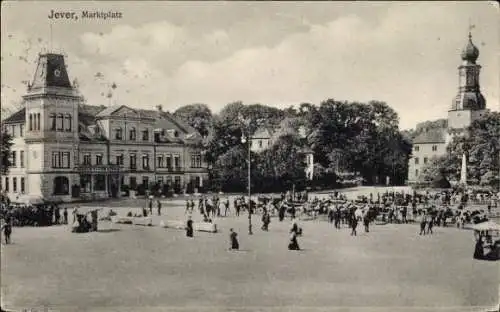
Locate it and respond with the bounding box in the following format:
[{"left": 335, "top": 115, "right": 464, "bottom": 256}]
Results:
[
  {"left": 461, "top": 32, "right": 479, "bottom": 63},
  {"left": 30, "top": 53, "right": 73, "bottom": 90}
]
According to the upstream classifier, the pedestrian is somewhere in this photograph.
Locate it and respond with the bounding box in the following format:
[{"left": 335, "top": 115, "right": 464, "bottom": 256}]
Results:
[
  {"left": 427, "top": 216, "right": 434, "bottom": 235},
  {"left": 278, "top": 203, "right": 286, "bottom": 222},
  {"left": 351, "top": 215, "right": 358, "bottom": 236},
  {"left": 63, "top": 207, "right": 68, "bottom": 225},
  {"left": 185, "top": 199, "right": 190, "bottom": 214},
  {"left": 54, "top": 205, "right": 60, "bottom": 225},
  {"left": 186, "top": 216, "right": 193, "bottom": 238},
  {"left": 148, "top": 199, "right": 153, "bottom": 215},
  {"left": 235, "top": 200, "right": 240, "bottom": 217},
  {"left": 419, "top": 213, "right": 427, "bottom": 235},
  {"left": 2, "top": 218, "right": 12, "bottom": 244},
  {"left": 363, "top": 214, "right": 370, "bottom": 233},
  {"left": 229, "top": 228, "right": 239, "bottom": 250},
  {"left": 261, "top": 211, "right": 270, "bottom": 231},
  {"left": 288, "top": 231, "right": 300, "bottom": 250},
  {"left": 224, "top": 198, "right": 230, "bottom": 216},
  {"left": 157, "top": 200, "right": 162, "bottom": 216}
]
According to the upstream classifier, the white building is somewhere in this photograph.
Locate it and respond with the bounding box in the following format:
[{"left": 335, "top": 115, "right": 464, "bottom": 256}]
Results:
[
  {"left": 1, "top": 53, "right": 208, "bottom": 202},
  {"left": 408, "top": 32, "right": 488, "bottom": 183}
]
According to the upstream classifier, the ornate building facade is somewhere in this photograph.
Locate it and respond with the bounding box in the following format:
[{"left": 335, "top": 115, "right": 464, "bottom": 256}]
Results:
[
  {"left": 1, "top": 53, "right": 208, "bottom": 202},
  {"left": 408, "top": 32, "right": 488, "bottom": 183}
]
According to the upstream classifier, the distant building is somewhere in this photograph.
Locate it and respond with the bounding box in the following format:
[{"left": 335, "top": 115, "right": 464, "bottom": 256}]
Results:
[
  {"left": 1, "top": 53, "right": 208, "bottom": 202},
  {"left": 408, "top": 32, "right": 488, "bottom": 183},
  {"left": 251, "top": 122, "right": 314, "bottom": 180}
]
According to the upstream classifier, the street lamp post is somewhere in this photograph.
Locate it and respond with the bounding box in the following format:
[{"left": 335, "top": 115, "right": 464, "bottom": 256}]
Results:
[{"left": 241, "top": 134, "right": 253, "bottom": 235}]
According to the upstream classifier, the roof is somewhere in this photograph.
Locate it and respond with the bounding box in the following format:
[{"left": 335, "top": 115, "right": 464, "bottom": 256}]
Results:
[
  {"left": 252, "top": 127, "right": 272, "bottom": 139},
  {"left": 3, "top": 107, "right": 26, "bottom": 123},
  {"left": 30, "top": 53, "right": 72, "bottom": 89},
  {"left": 412, "top": 128, "right": 446, "bottom": 144}
]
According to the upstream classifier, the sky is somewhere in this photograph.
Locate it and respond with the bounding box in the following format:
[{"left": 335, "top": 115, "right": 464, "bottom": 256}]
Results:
[{"left": 1, "top": 1, "right": 498, "bottom": 130}]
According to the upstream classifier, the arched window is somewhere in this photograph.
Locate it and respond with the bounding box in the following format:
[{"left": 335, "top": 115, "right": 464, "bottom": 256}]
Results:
[
  {"left": 65, "top": 114, "right": 72, "bottom": 132},
  {"left": 57, "top": 114, "right": 64, "bottom": 131},
  {"left": 36, "top": 113, "right": 41, "bottom": 130},
  {"left": 50, "top": 113, "right": 56, "bottom": 130},
  {"left": 129, "top": 127, "right": 136, "bottom": 140},
  {"left": 29, "top": 114, "right": 33, "bottom": 131},
  {"left": 53, "top": 176, "right": 69, "bottom": 195}
]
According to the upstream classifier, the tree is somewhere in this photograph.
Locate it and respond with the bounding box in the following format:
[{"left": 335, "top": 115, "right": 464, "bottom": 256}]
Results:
[
  {"left": 173, "top": 103, "right": 213, "bottom": 138},
  {"left": 420, "top": 111, "right": 500, "bottom": 189},
  {"left": 1, "top": 130, "right": 13, "bottom": 175}
]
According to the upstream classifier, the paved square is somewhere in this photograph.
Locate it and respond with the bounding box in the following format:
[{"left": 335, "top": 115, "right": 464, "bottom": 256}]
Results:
[{"left": 1, "top": 199, "right": 498, "bottom": 312}]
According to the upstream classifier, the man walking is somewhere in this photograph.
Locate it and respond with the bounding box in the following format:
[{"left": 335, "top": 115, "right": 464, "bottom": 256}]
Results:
[
  {"left": 157, "top": 200, "right": 162, "bottom": 216},
  {"left": 63, "top": 207, "right": 68, "bottom": 225},
  {"left": 261, "top": 211, "right": 271, "bottom": 231},
  {"left": 2, "top": 218, "right": 12, "bottom": 244},
  {"left": 419, "top": 213, "right": 427, "bottom": 235}
]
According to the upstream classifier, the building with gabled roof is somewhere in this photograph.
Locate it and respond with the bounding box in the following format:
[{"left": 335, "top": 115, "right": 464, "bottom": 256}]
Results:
[{"left": 1, "top": 53, "right": 208, "bottom": 202}]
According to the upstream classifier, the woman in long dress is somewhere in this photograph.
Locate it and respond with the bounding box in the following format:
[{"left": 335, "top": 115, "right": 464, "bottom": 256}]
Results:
[
  {"left": 186, "top": 216, "right": 193, "bottom": 238},
  {"left": 288, "top": 231, "right": 300, "bottom": 250},
  {"left": 229, "top": 228, "right": 239, "bottom": 250}
]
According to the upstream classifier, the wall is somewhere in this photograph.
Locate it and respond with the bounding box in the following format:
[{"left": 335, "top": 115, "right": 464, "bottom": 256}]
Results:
[{"left": 407, "top": 142, "right": 447, "bottom": 182}]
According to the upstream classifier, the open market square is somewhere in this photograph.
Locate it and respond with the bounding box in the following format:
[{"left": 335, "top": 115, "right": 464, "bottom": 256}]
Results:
[{"left": 1, "top": 190, "right": 499, "bottom": 312}]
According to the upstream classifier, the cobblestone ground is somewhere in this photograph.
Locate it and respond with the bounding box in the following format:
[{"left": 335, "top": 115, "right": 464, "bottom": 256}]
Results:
[{"left": 1, "top": 194, "right": 499, "bottom": 312}]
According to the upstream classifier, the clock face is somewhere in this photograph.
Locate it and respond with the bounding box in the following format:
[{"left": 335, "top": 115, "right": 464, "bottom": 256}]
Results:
[{"left": 54, "top": 69, "right": 61, "bottom": 77}]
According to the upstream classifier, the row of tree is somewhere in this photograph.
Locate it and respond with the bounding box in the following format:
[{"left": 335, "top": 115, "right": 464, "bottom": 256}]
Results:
[{"left": 173, "top": 99, "right": 413, "bottom": 192}]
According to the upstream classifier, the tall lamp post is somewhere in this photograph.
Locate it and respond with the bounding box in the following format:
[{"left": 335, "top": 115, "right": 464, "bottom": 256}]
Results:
[{"left": 241, "top": 133, "right": 252, "bottom": 235}]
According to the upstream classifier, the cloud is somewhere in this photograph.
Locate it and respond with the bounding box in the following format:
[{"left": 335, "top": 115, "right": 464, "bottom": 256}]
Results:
[{"left": 1, "top": 3, "right": 498, "bottom": 130}]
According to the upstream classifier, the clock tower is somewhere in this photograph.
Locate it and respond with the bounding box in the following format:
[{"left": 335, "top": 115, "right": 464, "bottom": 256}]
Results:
[
  {"left": 448, "top": 32, "right": 487, "bottom": 133},
  {"left": 23, "top": 53, "right": 82, "bottom": 199}
]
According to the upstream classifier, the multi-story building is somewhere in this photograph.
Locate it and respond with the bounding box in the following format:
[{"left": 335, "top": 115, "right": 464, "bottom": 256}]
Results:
[
  {"left": 408, "top": 32, "right": 488, "bottom": 183},
  {"left": 1, "top": 52, "right": 208, "bottom": 202}
]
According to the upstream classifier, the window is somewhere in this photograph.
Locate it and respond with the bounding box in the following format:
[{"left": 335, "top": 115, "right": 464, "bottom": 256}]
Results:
[
  {"left": 424, "top": 157, "right": 428, "bottom": 165},
  {"left": 5, "top": 177, "right": 9, "bottom": 192},
  {"left": 116, "top": 154, "right": 124, "bottom": 165},
  {"left": 83, "top": 154, "right": 91, "bottom": 165},
  {"left": 142, "top": 129, "right": 149, "bottom": 141},
  {"left": 53, "top": 176, "right": 69, "bottom": 195},
  {"left": 115, "top": 128, "right": 123, "bottom": 140},
  {"left": 157, "top": 156, "right": 164, "bottom": 168},
  {"left": 36, "top": 113, "right": 41, "bottom": 130},
  {"left": 29, "top": 114, "right": 33, "bottom": 131},
  {"left": 142, "top": 155, "right": 149, "bottom": 169},
  {"left": 20, "top": 151, "right": 24, "bottom": 168},
  {"left": 129, "top": 176, "right": 137, "bottom": 188},
  {"left": 259, "top": 140, "right": 263, "bottom": 148},
  {"left": 432, "top": 145, "right": 437, "bottom": 152},
  {"left": 96, "top": 154, "right": 103, "bottom": 165},
  {"left": 80, "top": 174, "right": 92, "bottom": 193},
  {"left": 52, "top": 152, "right": 70, "bottom": 168},
  {"left": 20, "top": 125, "right": 24, "bottom": 137},
  {"left": 414, "top": 145, "right": 419, "bottom": 152},
  {"left": 65, "top": 114, "right": 72, "bottom": 132},
  {"left": 174, "top": 176, "right": 181, "bottom": 189},
  {"left": 130, "top": 154, "right": 137, "bottom": 169},
  {"left": 129, "top": 127, "right": 136, "bottom": 140},
  {"left": 191, "top": 153, "right": 202, "bottom": 168},
  {"left": 415, "top": 169, "right": 419, "bottom": 177},
  {"left": 174, "top": 155, "right": 180, "bottom": 169},
  {"left": 142, "top": 176, "right": 149, "bottom": 188},
  {"left": 94, "top": 175, "right": 106, "bottom": 191},
  {"left": 166, "top": 155, "right": 172, "bottom": 169},
  {"left": 20, "top": 177, "right": 25, "bottom": 193},
  {"left": 50, "top": 114, "right": 56, "bottom": 130},
  {"left": 11, "top": 151, "right": 17, "bottom": 167},
  {"left": 13, "top": 177, "right": 17, "bottom": 192},
  {"left": 10, "top": 125, "right": 16, "bottom": 137},
  {"left": 57, "top": 114, "right": 64, "bottom": 131},
  {"left": 414, "top": 157, "right": 419, "bottom": 165},
  {"left": 157, "top": 176, "right": 164, "bottom": 184}
]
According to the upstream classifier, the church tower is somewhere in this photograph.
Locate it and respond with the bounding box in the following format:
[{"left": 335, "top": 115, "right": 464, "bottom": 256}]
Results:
[
  {"left": 23, "top": 53, "right": 82, "bottom": 199},
  {"left": 448, "top": 32, "right": 487, "bottom": 134}
]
